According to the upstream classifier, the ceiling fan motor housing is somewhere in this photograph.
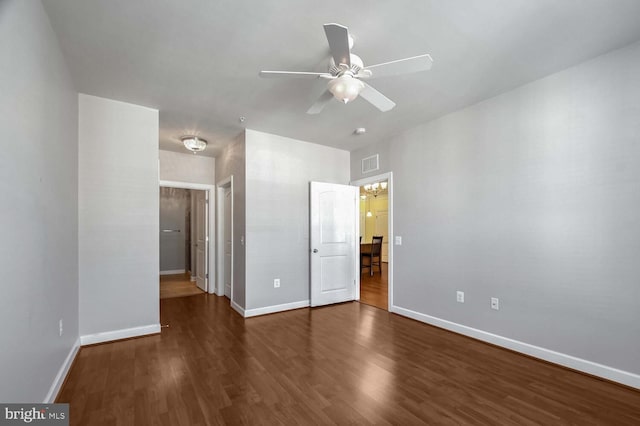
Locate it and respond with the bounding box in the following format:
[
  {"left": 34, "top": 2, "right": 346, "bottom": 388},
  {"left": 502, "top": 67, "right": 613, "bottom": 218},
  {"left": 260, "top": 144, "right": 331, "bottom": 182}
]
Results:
[{"left": 329, "top": 54, "right": 364, "bottom": 75}]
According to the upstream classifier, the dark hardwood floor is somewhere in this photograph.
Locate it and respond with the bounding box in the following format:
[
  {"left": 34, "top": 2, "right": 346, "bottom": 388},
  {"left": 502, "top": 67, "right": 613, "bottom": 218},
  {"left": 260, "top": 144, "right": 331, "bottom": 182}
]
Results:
[
  {"left": 360, "top": 262, "right": 388, "bottom": 310},
  {"left": 57, "top": 295, "right": 640, "bottom": 425}
]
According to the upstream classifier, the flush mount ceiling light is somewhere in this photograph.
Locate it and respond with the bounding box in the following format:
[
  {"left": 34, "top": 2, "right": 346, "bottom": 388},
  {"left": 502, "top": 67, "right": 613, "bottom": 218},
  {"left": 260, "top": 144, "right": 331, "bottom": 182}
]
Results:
[{"left": 181, "top": 136, "right": 207, "bottom": 154}]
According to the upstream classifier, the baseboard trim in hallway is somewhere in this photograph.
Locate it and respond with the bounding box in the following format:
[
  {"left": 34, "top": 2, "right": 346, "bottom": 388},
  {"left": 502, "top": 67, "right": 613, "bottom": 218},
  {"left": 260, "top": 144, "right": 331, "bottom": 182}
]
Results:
[
  {"left": 159, "top": 269, "right": 186, "bottom": 275},
  {"left": 392, "top": 304, "right": 640, "bottom": 390},
  {"left": 45, "top": 337, "right": 80, "bottom": 403},
  {"left": 80, "top": 324, "right": 161, "bottom": 346}
]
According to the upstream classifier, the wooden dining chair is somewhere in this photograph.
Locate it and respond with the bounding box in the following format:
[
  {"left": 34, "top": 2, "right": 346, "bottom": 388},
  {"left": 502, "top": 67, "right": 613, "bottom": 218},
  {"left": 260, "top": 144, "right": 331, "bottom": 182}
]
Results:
[{"left": 361, "top": 235, "right": 383, "bottom": 276}]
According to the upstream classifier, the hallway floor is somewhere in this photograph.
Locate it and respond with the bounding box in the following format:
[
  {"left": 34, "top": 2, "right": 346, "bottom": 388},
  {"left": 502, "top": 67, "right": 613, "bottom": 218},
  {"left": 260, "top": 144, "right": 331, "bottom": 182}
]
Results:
[{"left": 160, "top": 273, "right": 205, "bottom": 299}]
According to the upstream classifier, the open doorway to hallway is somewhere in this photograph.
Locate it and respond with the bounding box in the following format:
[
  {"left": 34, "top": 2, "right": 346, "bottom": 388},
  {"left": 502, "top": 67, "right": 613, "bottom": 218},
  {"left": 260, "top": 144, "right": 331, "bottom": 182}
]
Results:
[
  {"left": 159, "top": 186, "right": 208, "bottom": 299},
  {"left": 355, "top": 173, "right": 392, "bottom": 311}
]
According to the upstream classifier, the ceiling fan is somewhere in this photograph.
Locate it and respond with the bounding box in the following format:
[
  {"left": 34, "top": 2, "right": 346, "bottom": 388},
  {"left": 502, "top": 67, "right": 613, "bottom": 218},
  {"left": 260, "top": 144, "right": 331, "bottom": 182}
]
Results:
[{"left": 259, "top": 23, "right": 433, "bottom": 114}]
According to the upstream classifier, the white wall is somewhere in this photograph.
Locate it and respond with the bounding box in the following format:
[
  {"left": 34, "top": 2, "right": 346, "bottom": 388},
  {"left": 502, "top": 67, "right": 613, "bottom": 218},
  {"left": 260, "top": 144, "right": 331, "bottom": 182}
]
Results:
[
  {"left": 79, "top": 94, "right": 159, "bottom": 340},
  {"left": 351, "top": 41, "right": 640, "bottom": 384},
  {"left": 0, "top": 0, "right": 79, "bottom": 402},
  {"left": 215, "top": 133, "right": 246, "bottom": 309},
  {"left": 159, "top": 150, "right": 215, "bottom": 185},
  {"left": 245, "top": 129, "right": 351, "bottom": 312}
]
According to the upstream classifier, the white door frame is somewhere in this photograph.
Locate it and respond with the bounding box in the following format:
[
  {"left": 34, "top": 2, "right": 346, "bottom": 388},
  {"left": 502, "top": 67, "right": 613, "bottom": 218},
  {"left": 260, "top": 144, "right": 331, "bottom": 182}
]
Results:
[
  {"left": 216, "top": 176, "right": 233, "bottom": 300},
  {"left": 159, "top": 180, "right": 216, "bottom": 294},
  {"left": 350, "top": 172, "right": 393, "bottom": 310}
]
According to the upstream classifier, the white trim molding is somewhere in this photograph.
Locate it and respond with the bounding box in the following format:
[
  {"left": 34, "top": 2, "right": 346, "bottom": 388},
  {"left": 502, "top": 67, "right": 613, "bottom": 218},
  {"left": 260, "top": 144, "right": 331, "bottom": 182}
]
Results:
[
  {"left": 80, "top": 324, "right": 161, "bottom": 346},
  {"left": 44, "top": 337, "right": 81, "bottom": 403},
  {"left": 391, "top": 305, "right": 640, "bottom": 390},
  {"left": 244, "top": 300, "right": 310, "bottom": 318},
  {"left": 160, "top": 269, "right": 186, "bottom": 275},
  {"left": 231, "top": 301, "right": 245, "bottom": 317}
]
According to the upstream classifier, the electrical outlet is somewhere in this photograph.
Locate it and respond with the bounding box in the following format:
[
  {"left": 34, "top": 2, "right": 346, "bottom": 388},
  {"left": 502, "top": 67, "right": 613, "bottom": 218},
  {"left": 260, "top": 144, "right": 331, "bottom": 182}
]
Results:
[
  {"left": 274, "top": 278, "right": 280, "bottom": 288},
  {"left": 456, "top": 291, "right": 464, "bottom": 303},
  {"left": 491, "top": 297, "right": 499, "bottom": 310},
  {"left": 59, "top": 319, "right": 63, "bottom": 337}
]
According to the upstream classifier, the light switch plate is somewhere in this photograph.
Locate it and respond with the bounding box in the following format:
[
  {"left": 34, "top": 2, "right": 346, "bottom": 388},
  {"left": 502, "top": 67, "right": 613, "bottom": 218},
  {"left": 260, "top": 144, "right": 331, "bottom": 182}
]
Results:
[{"left": 395, "top": 236, "right": 402, "bottom": 245}]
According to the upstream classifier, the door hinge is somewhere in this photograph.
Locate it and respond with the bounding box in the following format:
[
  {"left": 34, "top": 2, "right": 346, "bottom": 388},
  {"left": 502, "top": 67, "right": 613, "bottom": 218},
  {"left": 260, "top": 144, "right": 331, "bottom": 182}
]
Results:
[{"left": 206, "top": 273, "right": 209, "bottom": 279}]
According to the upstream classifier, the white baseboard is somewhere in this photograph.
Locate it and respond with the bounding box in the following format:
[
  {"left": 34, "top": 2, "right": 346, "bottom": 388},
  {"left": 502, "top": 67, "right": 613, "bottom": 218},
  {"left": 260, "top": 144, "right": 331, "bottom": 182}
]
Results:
[
  {"left": 245, "top": 300, "right": 310, "bottom": 318},
  {"left": 160, "top": 269, "right": 186, "bottom": 275},
  {"left": 80, "top": 324, "right": 161, "bottom": 346},
  {"left": 44, "top": 337, "right": 81, "bottom": 403},
  {"left": 190, "top": 276, "right": 196, "bottom": 282},
  {"left": 231, "top": 300, "right": 245, "bottom": 317},
  {"left": 391, "top": 305, "right": 640, "bottom": 390}
]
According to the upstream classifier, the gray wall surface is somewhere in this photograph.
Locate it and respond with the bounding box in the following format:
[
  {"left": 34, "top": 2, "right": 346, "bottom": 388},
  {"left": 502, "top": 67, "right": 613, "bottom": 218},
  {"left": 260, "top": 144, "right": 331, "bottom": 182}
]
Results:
[
  {"left": 159, "top": 150, "right": 216, "bottom": 184},
  {"left": 159, "top": 187, "right": 189, "bottom": 272},
  {"left": 351, "top": 42, "right": 640, "bottom": 375},
  {"left": 215, "top": 133, "right": 246, "bottom": 308},
  {"left": 79, "top": 94, "right": 159, "bottom": 335},
  {"left": 245, "top": 130, "right": 351, "bottom": 310},
  {"left": 0, "top": 0, "right": 79, "bottom": 402}
]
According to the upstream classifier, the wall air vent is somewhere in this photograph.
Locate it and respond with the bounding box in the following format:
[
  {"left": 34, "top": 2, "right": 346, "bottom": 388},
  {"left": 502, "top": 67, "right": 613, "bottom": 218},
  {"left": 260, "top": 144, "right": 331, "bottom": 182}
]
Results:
[{"left": 361, "top": 154, "right": 379, "bottom": 174}]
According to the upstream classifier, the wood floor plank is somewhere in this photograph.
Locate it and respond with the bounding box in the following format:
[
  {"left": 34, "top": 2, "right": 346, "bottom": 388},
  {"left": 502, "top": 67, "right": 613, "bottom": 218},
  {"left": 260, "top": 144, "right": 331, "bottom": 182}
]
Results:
[{"left": 57, "top": 295, "right": 640, "bottom": 425}]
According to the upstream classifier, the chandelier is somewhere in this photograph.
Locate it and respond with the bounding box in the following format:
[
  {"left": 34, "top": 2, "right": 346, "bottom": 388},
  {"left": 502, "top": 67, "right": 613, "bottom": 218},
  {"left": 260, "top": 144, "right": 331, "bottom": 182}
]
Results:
[
  {"left": 363, "top": 181, "right": 387, "bottom": 198},
  {"left": 361, "top": 181, "right": 388, "bottom": 217}
]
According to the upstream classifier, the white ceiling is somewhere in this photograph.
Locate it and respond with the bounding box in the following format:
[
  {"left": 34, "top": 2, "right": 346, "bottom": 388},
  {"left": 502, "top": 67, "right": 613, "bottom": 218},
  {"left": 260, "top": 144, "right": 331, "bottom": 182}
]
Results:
[{"left": 43, "top": 0, "right": 640, "bottom": 157}]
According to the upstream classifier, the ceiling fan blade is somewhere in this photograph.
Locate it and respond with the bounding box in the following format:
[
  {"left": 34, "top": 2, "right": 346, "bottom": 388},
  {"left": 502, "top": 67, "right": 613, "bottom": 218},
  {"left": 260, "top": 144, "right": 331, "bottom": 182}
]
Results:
[
  {"left": 359, "top": 82, "right": 396, "bottom": 112},
  {"left": 365, "top": 54, "right": 433, "bottom": 79},
  {"left": 306, "top": 90, "right": 334, "bottom": 114},
  {"left": 323, "top": 23, "right": 351, "bottom": 67},
  {"left": 259, "top": 71, "right": 331, "bottom": 79}
]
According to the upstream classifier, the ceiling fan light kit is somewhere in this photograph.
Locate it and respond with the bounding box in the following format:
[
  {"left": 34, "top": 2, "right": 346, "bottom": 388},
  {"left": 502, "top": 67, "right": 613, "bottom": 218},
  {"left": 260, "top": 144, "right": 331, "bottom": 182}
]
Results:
[
  {"left": 181, "top": 135, "right": 207, "bottom": 154},
  {"left": 328, "top": 74, "right": 365, "bottom": 103},
  {"left": 259, "top": 23, "right": 433, "bottom": 114}
]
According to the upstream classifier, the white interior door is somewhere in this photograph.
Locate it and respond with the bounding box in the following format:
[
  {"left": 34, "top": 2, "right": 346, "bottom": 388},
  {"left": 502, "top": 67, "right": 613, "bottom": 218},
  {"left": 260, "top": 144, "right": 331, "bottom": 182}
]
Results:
[
  {"left": 223, "top": 188, "right": 232, "bottom": 298},
  {"left": 195, "top": 190, "right": 208, "bottom": 292},
  {"left": 310, "top": 182, "right": 358, "bottom": 307}
]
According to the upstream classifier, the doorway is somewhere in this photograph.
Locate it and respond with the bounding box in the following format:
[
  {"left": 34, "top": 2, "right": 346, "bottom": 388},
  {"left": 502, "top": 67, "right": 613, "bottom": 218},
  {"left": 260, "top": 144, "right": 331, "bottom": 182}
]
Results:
[
  {"left": 159, "top": 186, "right": 206, "bottom": 299},
  {"left": 159, "top": 181, "right": 216, "bottom": 299},
  {"left": 351, "top": 172, "right": 393, "bottom": 311}
]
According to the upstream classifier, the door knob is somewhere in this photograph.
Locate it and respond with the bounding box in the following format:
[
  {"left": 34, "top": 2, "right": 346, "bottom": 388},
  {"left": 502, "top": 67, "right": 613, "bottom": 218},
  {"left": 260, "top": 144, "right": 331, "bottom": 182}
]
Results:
[{"left": 313, "top": 249, "right": 318, "bottom": 253}]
